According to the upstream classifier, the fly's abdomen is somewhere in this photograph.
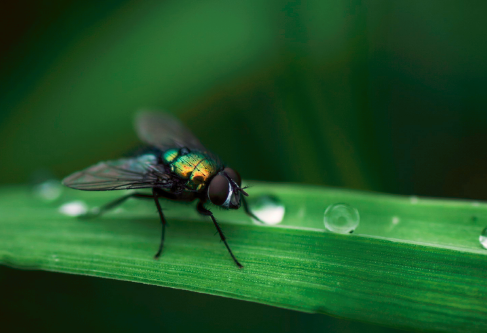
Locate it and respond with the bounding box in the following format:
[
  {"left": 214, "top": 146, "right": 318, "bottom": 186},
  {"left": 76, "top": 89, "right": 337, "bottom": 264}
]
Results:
[{"left": 163, "top": 149, "right": 218, "bottom": 191}]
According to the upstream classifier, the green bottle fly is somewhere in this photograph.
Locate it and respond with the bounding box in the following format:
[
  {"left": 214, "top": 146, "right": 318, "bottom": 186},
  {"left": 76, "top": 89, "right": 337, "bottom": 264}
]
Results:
[{"left": 63, "top": 111, "right": 262, "bottom": 268}]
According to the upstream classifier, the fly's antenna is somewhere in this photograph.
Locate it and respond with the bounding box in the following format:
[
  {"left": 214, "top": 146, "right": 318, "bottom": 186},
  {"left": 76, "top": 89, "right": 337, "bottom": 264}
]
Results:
[
  {"left": 237, "top": 186, "right": 249, "bottom": 197},
  {"left": 223, "top": 171, "right": 249, "bottom": 197}
]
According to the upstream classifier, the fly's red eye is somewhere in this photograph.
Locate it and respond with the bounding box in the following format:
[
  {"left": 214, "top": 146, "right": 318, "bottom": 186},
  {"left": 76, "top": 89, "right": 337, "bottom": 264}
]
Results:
[
  {"left": 208, "top": 174, "right": 230, "bottom": 206},
  {"left": 224, "top": 168, "right": 241, "bottom": 187}
]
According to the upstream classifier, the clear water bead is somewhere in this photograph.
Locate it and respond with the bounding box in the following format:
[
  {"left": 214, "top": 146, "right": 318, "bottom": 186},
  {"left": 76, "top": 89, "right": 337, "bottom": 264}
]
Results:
[
  {"left": 410, "top": 196, "right": 419, "bottom": 204},
  {"left": 59, "top": 201, "right": 88, "bottom": 217},
  {"left": 480, "top": 227, "right": 487, "bottom": 249},
  {"left": 324, "top": 203, "right": 360, "bottom": 234},
  {"left": 250, "top": 195, "right": 285, "bottom": 225},
  {"left": 33, "top": 179, "right": 63, "bottom": 202}
]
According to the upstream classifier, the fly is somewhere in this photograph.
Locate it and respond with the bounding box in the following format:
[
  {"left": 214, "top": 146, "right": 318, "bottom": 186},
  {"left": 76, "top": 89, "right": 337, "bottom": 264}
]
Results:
[{"left": 62, "top": 111, "right": 261, "bottom": 268}]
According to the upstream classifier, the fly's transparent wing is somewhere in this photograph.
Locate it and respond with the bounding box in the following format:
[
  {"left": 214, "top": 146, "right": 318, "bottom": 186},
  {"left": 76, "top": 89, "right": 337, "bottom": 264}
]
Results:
[
  {"left": 62, "top": 154, "right": 169, "bottom": 191},
  {"left": 135, "top": 110, "right": 225, "bottom": 168},
  {"left": 135, "top": 111, "right": 206, "bottom": 151}
]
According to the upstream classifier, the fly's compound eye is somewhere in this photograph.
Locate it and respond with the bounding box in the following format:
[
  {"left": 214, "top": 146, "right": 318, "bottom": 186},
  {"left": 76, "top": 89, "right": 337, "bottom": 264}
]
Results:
[
  {"left": 208, "top": 174, "right": 230, "bottom": 206},
  {"left": 223, "top": 168, "right": 241, "bottom": 187}
]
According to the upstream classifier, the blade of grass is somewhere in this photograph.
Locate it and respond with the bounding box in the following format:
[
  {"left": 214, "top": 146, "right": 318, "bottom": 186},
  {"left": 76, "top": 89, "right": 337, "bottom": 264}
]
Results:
[{"left": 1, "top": 183, "right": 486, "bottom": 332}]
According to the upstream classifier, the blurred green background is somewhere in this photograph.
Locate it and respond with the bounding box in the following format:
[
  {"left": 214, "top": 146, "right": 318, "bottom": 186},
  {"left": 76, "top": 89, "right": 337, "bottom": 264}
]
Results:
[{"left": 1, "top": 1, "right": 486, "bottom": 332}]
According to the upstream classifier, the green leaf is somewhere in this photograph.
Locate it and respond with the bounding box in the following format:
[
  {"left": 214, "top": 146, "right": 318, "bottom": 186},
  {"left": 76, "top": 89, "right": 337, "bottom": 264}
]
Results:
[{"left": 1, "top": 183, "right": 487, "bottom": 332}]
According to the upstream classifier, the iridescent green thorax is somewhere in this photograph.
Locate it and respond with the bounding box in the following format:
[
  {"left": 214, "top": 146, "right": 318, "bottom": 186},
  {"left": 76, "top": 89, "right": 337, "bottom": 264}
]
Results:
[{"left": 163, "top": 148, "right": 219, "bottom": 191}]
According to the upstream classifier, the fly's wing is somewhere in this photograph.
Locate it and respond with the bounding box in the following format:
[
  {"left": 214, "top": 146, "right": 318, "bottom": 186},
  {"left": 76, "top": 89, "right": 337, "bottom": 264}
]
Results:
[
  {"left": 135, "top": 111, "right": 206, "bottom": 151},
  {"left": 63, "top": 154, "right": 169, "bottom": 191}
]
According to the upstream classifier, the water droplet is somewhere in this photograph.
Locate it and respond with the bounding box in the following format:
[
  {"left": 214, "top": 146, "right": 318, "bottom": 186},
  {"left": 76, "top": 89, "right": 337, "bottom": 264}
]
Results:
[
  {"left": 33, "top": 179, "right": 63, "bottom": 202},
  {"left": 250, "top": 195, "right": 285, "bottom": 225},
  {"left": 480, "top": 227, "right": 487, "bottom": 249},
  {"left": 392, "top": 216, "right": 400, "bottom": 225},
  {"left": 410, "top": 196, "right": 419, "bottom": 204},
  {"left": 324, "top": 203, "right": 360, "bottom": 234},
  {"left": 59, "top": 201, "right": 88, "bottom": 217}
]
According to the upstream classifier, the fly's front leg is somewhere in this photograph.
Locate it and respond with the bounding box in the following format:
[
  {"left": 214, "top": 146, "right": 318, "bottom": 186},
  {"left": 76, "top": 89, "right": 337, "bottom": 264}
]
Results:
[
  {"left": 196, "top": 200, "right": 243, "bottom": 268},
  {"left": 80, "top": 192, "right": 153, "bottom": 219},
  {"left": 241, "top": 196, "right": 263, "bottom": 223},
  {"left": 152, "top": 188, "right": 167, "bottom": 259}
]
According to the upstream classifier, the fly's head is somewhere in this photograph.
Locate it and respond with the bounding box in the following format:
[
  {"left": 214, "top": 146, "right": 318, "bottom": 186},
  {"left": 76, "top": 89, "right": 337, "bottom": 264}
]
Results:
[{"left": 207, "top": 168, "right": 248, "bottom": 209}]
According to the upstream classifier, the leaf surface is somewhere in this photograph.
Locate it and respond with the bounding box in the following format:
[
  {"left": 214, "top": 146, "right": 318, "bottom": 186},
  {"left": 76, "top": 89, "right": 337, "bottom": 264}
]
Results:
[{"left": 1, "top": 183, "right": 486, "bottom": 332}]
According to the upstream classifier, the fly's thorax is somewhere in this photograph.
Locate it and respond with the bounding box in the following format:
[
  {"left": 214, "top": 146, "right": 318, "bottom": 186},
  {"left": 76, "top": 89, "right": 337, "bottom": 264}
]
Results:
[
  {"left": 164, "top": 149, "right": 219, "bottom": 191},
  {"left": 171, "top": 152, "right": 205, "bottom": 178},
  {"left": 188, "top": 158, "right": 218, "bottom": 191}
]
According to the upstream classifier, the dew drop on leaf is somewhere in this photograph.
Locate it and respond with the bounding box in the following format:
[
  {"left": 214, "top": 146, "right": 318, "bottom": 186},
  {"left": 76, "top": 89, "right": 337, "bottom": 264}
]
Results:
[
  {"left": 324, "top": 203, "right": 360, "bottom": 234},
  {"left": 479, "top": 227, "right": 487, "bottom": 249},
  {"left": 59, "top": 201, "right": 88, "bottom": 216},
  {"left": 410, "top": 196, "right": 419, "bottom": 204},
  {"left": 32, "top": 179, "right": 64, "bottom": 202},
  {"left": 250, "top": 195, "right": 285, "bottom": 225}
]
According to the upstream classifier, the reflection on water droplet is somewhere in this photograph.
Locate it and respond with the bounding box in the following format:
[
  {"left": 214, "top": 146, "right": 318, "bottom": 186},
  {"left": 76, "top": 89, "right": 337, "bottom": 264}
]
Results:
[
  {"left": 472, "top": 201, "right": 480, "bottom": 207},
  {"left": 410, "top": 196, "right": 419, "bottom": 204},
  {"left": 480, "top": 227, "right": 487, "bottom": 249},
  {"left": 392, "top": 216, "right": 400, "bottom": 225},
  {"left": 324, "top": 203, "right": 360, "bottom": 234},
  {"left": 33, "top": 179, "right": 63, "bottom": 202},
  {"left": 250, "top": 195, "right": 285, "bottom": 225},
  {"left": 59, "top": 201, "right": 88, "bottom": 216}
]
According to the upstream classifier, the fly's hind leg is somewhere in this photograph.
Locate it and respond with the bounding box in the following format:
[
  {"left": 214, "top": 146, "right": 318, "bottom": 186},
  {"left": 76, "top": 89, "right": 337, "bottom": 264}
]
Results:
[
  {"left": 79, "top": 189, "right": 168, "bottom": 260},
  {"left": 79, "top": 192, "right": 153, "bottom": 219},
  {"left": 196, "top": 200, "right": 243, "bottom": 268},
  {"left": 152, "top": 188, "right": 167, "bottom": 259}
]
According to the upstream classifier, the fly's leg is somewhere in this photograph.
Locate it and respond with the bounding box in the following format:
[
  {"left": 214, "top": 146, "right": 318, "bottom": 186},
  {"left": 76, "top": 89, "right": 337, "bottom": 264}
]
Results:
[
  {"left": 79, "top": 192, "right": 153, "bottom": 219},
  {"left": 196, "top": 200, "right": 243, "bottom": 268},
  {"left": 79, "top": 190, "right": 167, "bottom": 259},
  {"left": 241, "top": 196, "right": 263, "bottom": 223},
  {"left": 152, "top": 188, "right": 167, "bottom": 259}
]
